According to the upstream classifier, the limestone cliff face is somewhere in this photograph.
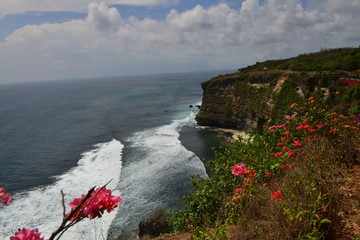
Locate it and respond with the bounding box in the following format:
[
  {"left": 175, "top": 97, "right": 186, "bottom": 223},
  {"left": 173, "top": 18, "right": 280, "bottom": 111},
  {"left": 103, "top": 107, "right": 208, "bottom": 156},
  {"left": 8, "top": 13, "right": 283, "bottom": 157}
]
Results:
[
  {"left": 195, "top": 73, "right": 274, "bottom": 132},
  {"left": 195, "top": 70, "right": 351, "bottom": 132}
]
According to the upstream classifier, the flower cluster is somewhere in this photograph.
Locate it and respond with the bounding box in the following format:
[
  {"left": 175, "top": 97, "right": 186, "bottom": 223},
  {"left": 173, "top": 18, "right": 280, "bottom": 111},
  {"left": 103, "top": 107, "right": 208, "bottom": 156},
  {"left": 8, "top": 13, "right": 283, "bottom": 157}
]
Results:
[
  {"left": 67, "top": 187, "right": 122, "bottom": 221},
  {"left": 231, "top": 164, "right": 259, "bottom": 200},
  {"left": 0, "top": 187, "right": 13, "bottom": 205},
  {"left": 231, "top": 164, "right": 248, "bottom": 176},
  {"left": 10, "top": 228, "right": 46, "bottom": 240},
  {"left": 271, "top": 190, "right": 282, "bottom": 201},
  {"left": 268, "top": 124, "right": 286, "bottom": 131},
  {"left": 230, "top": 96, "right": 360, "bottom": 205}
]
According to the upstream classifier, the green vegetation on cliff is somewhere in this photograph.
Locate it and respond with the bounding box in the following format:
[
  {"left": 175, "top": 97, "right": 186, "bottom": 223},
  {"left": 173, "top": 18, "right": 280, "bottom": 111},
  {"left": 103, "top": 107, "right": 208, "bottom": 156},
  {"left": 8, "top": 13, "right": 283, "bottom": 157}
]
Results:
[
  {"left": 165, "top": 48, "right": 360, "bottom": 240},
  {"left": 239, "top": 47, "right": 360, "bottom": 72},
  {"left": 169, "top": 96, "right": 360, "bottom": 239}
]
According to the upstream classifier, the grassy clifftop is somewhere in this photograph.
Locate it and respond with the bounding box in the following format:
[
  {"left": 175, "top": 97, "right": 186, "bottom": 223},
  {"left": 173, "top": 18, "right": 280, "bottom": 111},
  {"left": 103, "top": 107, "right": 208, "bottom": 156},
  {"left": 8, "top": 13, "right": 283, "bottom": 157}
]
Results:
[{"left": 239, "top": 47, "right": 360, "bottom": 72}]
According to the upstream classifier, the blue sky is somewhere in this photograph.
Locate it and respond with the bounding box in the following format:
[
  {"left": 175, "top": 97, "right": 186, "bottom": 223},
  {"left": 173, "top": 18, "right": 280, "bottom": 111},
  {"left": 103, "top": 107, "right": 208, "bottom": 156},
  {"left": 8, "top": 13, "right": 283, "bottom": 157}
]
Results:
[{"left": 0, "top": 0, "right": 359, "bottom": 83}]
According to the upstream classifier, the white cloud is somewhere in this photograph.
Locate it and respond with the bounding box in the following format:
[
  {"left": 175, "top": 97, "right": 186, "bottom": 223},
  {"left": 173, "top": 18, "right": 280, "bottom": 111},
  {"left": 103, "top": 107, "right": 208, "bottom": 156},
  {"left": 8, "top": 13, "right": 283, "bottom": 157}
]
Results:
[
  {"left": 0, "top": 0, "right": 179, "bottom": 19},
  {"left": 0, "top": 0, "right": 359, "bottom": 83},
  {"left": 86, "top": 2, "right": 121, "bottom": 32}
]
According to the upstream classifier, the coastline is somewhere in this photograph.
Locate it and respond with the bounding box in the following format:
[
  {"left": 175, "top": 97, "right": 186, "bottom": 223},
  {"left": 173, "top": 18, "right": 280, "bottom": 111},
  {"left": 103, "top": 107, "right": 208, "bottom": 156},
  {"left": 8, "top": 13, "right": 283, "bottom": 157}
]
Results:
[{"left": 216, "top": 128, "right": 249, "bottom": 141}]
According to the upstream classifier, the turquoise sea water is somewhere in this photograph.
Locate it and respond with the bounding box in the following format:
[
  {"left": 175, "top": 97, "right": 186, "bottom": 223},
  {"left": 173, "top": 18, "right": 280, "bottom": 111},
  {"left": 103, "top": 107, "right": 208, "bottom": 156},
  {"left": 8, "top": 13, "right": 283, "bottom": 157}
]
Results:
[{"left": 0, "top": 70, "right": 230, "bottom": 239}]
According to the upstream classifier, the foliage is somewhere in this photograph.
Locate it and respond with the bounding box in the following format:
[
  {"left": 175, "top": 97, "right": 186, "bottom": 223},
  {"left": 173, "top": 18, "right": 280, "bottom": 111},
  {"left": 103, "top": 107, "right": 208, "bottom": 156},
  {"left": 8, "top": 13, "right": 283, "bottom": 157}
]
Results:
[
  {"left": 239, "top": 47, "right": 360, "bottom": 72},
  {"left": 169, "top": 95, "right": 360, "bottom": 239}
]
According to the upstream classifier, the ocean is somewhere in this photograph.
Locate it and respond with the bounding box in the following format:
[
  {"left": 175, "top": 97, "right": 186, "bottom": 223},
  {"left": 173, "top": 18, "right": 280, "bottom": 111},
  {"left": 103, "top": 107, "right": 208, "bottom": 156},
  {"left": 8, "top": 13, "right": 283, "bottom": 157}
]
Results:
[{"left": 0, "top": 70, "right": 230, "bottom": 239}]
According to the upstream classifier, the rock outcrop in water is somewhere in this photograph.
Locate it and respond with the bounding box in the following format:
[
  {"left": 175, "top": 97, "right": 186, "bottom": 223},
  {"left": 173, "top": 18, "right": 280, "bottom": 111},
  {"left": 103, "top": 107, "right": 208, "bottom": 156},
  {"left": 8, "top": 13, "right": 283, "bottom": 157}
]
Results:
[
  {"left": 138, "top": 209, "right": 172, "bottom": 238},
  {"left": 196, "top": 48, "right": 360, "bottom": 132}
]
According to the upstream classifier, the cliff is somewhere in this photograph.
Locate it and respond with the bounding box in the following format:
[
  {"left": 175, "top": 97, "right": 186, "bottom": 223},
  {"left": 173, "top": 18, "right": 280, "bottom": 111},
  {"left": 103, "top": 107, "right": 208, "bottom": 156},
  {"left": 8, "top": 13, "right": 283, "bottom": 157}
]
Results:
[{"left": 196, "top": 48, "right": 360, "bottom": 132}]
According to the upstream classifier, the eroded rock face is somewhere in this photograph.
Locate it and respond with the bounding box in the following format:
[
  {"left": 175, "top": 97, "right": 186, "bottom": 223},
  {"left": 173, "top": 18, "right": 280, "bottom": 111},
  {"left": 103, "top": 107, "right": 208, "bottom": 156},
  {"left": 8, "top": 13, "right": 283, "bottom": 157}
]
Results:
[
  {"left": 138, "top": 210, "right": 172, "bottom": 238},
  {"left": 138, "top": 219, "right": 172, "bottom": 238},
  {"left": 195, "top": 75, "right": 273, "bottom": 132}
]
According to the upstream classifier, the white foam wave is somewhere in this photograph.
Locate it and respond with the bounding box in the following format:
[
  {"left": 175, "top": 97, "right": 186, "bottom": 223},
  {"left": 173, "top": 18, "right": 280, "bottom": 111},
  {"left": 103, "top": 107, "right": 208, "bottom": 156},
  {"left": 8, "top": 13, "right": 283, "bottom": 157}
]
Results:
[
  {"left": 0, "top": 139, "right": 124, "bottom": 240},
  {"left": 108, "top": 112, "right": 208, "bottom": 238}
]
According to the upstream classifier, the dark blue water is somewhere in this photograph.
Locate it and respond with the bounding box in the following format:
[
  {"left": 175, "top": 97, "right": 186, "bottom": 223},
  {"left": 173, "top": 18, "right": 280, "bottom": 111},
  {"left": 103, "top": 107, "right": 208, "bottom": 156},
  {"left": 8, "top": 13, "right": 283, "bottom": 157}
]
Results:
[{"left": 0, "top": 70, "right": 229, "bottom": 239}]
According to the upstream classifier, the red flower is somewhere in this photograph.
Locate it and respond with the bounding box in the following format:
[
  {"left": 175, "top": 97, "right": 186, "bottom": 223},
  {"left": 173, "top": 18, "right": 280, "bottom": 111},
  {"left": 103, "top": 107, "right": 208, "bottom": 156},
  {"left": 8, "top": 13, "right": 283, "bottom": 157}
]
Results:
[
  {"left": 287, "top": 152, "right": 296, "bottom": 158},
  {"left": 282, "top": 147, "right": 290, "bottom": 152},
  {"left": 231, "top": 195, "right": 241, "bottom": 201},
  {"left": 280, "top": 164, "right": 295, "bottom": 169},
  {"left": 293, "top": 141, "right": 301, "bottom": 148},
  {"left": 271, "top": 190, "right": 282, "bottom": 201},
  {"left": 281, "top": 137, "right": 287, "bottom": 141},
  {"left": 262, "top": 183, "right": 268, "bottom": 187},
  {"left": 245, "top": 169, "right": 257, "bottom": 179},
  {"left": 235, "top": 188, "right": 244, "bottom": 193},
  {"left": 277, "top": 143, "right": 283, "bottom": 146},
  {"left": 316, "top": 124, "right": 324, "bottom": 129},
  {"left": 264, "top": 171, "right": 271, "bottom": 177},
  {"left": 283, "top": 130, "right": 291, "bottom": 135},
  {"left": 296, "top": 125, "right": 311, "bottom": 131},
  {"left": 273, "top": 152, "right": 283, "bottom": 157}
]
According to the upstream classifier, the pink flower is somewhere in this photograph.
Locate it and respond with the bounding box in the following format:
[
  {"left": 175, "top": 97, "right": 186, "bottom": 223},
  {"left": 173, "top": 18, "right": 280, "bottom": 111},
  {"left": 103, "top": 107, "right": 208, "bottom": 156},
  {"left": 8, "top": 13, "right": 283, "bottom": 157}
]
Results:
[
  {"left": 10, "top": 228, "right": 46, "bottom": 240},
  {"left": 231, "top": 164, "right": 248, "bottom": 176},
  {"left": 262, "top": 183, "right": 268, "bottom": 187},
  {"left": 67, "top": 187, "right": 122, "bottom": 221},
  {"left": 283, "top": 130, "right": 291, "bottom": 135},
  {"left": 271, "top": 190, "right": 282, "bottom": 201},
  {"left": 280, "top": 137, "right": 287, "bottom": 142},
  {"left": 268, "top": 124, "right": 285, "bottom": 130},
  {"left": 0, "top": 187, "right": 13, "bottom": 205},
  {"left": 235, "top": 188, "right": 243, "bottom": 193},
  {"left": 309, "top": 129, "right": 316, "bottom": 133},
  {"left": 276, "top": 143, "right": 283, "bottom": 146},
  {"left": 316, "top": 124, "right": 324, "bottom": 129},
  {"left": 1, "top": 193, "right": 13, "bottom": 205}
]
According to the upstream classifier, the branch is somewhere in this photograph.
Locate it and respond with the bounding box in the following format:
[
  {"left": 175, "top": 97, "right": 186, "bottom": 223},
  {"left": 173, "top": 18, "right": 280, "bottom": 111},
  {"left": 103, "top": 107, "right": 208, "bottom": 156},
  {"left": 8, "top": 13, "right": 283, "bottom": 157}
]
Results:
[{"left": 48, "top": 187, "right": 95, "bottom": 240}]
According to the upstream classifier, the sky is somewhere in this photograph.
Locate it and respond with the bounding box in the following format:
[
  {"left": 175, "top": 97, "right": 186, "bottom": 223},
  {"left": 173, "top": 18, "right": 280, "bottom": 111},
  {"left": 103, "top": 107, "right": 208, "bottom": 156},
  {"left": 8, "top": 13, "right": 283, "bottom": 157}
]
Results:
[{"left": 0, "top": 0, "right": 359, "bottom": 83}]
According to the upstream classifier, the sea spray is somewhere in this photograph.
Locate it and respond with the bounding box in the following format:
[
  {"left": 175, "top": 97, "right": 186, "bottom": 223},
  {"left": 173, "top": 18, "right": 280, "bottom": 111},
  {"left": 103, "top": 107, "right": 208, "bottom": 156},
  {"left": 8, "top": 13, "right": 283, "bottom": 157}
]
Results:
[
  {"left": 107, "top": 113, "right": 208, "bottom": 239},
  {"left": 0, "top": 139, "right": 123, "bottom": 240}
]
